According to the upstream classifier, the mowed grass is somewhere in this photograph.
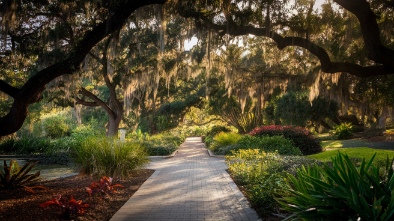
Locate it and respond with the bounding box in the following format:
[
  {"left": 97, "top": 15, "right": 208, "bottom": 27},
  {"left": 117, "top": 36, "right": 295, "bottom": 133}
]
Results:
[
  {"left": 321, "top": 139, "right": 372, "bottom": 148},
  {"left": 308, "top": 147, "right": 394, "bottom": 162}
]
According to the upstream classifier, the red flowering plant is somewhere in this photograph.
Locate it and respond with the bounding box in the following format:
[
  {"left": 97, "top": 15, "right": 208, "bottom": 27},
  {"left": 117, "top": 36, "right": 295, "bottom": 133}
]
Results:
[
  {"left": 249, "top": 125, "right": 323, "bottom": 155},
  {"left": 85, "top": 176, "right": 124, "bottom": 197},
  {"left": 40, "top": 195, "right": 89, "bottom": 219}
]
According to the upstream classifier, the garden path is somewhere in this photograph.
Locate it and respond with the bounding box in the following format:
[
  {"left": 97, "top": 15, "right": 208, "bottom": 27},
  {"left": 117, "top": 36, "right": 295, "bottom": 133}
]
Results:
[{"left": 110, "top": 137, "right": 260, "bottom": 221}]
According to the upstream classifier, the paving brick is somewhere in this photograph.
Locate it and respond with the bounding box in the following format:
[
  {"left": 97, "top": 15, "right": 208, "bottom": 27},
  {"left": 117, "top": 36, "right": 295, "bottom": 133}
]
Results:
[{"left": 110, "top": 137, "right": 261, "bottom": 221}]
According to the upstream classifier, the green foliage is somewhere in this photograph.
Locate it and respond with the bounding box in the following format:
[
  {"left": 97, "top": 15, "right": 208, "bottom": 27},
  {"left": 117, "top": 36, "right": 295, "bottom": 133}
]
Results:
[
  {"left": 204, "top": 125, "right": 231, "bottom": 148},
  {"left": 310, "top": 97, "right": 339, "bottom": 129},
  {"left": 210, "top": 132, "right": 242, "bottom": 153},
  {"left": 144, "top": 133, "right": 183, "bottom": 156},
  {"left": 0, "top": 136, "right": 53, "bottom": 154},
  {"left": 266, "top": 91, "right": 312, "bottom": 127},
  {"left": 0, "top": 135, "right": 73, "bottom": 164},
  {"left": 0, "top": 160, "right": 40, "bottom": 189},
  {"left": 279, "top": 153, "right": 394, "bottom": 221},
  {"left": 249, "top": 125, "right": 323, "bottom": 155},
  {"left": 0, "top": 138, "right": 16, "bottom": 153},
  {"left": 333, "top": 122, "right": 353, "bottom": 139},
  {"left": 226, "top": 149, "right": 318, "bottom": 216},
  {"left": 70, "top": 136, "right": 148, "bottom": 178},
  {"left": 216, "top": 135, "right": 302, "bottom": 156},
  {"left": 41, "top": 115, "right": 70, "bottom": 138},
  {"left": 70, "top": 124, "right": 104, "bottom": 141},
  {"left": 126, "top": 130, "right": 184, "bottom": 156}
]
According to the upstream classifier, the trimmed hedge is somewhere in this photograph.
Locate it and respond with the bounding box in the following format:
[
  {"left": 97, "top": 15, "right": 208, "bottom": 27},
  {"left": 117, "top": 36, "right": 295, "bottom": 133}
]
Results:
[{"left": 249, "top": 125, "right": 322, "bottom": 155}]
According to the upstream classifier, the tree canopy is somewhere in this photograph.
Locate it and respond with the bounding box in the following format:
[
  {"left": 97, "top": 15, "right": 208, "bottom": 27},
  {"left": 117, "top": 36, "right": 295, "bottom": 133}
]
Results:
[{"left": 0, "top": 0, "right": 393, "bottom": 137}]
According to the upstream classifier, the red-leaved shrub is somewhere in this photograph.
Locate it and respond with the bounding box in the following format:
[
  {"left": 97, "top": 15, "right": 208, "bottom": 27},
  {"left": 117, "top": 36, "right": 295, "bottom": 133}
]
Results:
[
  {"left": 40, "top": 195, "right": 89, "bottom": 218},
  {"left": 249, "top": 125, "right": 322, "bottom": 155}
]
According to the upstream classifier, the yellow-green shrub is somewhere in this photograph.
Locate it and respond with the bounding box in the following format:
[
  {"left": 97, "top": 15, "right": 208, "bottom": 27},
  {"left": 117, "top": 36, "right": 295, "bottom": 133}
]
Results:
[{"left": 210, "top": 132, "right": 242, "bottom": 153}]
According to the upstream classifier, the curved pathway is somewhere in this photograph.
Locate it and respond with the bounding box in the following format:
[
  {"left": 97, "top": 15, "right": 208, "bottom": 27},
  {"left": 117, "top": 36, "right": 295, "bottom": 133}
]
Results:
[{"left": 110, "top": 137, "right": 260, "bottom": 221}]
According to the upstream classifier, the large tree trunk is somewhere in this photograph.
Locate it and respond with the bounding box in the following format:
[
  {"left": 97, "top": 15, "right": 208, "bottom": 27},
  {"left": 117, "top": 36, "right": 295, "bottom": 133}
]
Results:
[
  {"left": 378, "top": 106, "right": 389, "bottom": 130},
  {"left": 107, "top": 113, "right": 122, "bottom": 137}
]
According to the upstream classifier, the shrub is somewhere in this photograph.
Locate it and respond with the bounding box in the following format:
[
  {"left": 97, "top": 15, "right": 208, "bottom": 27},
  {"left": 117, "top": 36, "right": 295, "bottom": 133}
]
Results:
[
  {"left": 71, "top": 124, "right": 103, "bottom": 140},
  {"left": 70, "top": 136, "right": 148, "bottom": 178},
  {"left": 249, "top": 125, "right": 322, "bottom": 155},
  {"left": 226, "top": 149, "right": 318, "bottom": 216},
  {"left": 0, "top": 136, "right": 53, "bottom": 155},
  {"left": 204, "top": 125, "right": 231, "bottom": 148},
  {"left": 40, "top": 195, "right": 89, "bottom": 219},
  {"left": 85, "top": 176, "right": 124, "bottom": 196},
  {"left": 145, "top": 144, "right": 177, "bottom": 156},
  {"left": 210, "top": 132, "right": 241, "bottom": 153},
  {"left": 0, "top": 138, "right": 16, "bottom": 153},
  {"left": 279, "top": 153, "right": 394, "bottom": 221},
  {"left": 42, "top": 115, "right": 70, "bottom": 138},
  {"left": 144, "top": 133, "right": 183, "bottom": 156},
  {"left": 333, "top": 122, "right": 353, "bottom": 139},
  {"left": 219, "top": 135, "right": 302, "bottom": 156}
]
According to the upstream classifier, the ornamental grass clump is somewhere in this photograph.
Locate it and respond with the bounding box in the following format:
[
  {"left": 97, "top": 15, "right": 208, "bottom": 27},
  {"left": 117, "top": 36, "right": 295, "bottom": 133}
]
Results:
[
  {"left": 279, "top": 152, "right": 394, "bottom": 221},
  {"left": 210, "top": 132, "right": 242, "bottom": 153},
  {"left": 204, "top": 125, "right": 232, "bottom": 148},
  {"left": 70, "top": 136, "right": 148, "bottom": 178}
]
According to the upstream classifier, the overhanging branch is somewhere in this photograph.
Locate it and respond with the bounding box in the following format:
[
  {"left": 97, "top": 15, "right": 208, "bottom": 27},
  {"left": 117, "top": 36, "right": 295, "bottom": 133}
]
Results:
[
  {"left": 178, "top": 3, "right": 394, "bottom": 78},
  {"left": 0, "top": 0, "right": 167, "bottom": 137},
  {"left": 0, "top": 80, "right": 19, "bottom": 98}
]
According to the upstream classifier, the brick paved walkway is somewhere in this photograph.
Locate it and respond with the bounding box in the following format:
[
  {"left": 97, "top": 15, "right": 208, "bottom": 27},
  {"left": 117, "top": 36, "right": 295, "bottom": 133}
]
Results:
[{"left": 110, "top": 137, "right": 260, "bottom": 221}]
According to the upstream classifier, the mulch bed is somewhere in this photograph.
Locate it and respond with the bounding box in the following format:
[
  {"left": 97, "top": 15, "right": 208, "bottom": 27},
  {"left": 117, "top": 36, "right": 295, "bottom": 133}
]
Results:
[{"left": 0, "top": 169, "right": 154, "bottom": 221}]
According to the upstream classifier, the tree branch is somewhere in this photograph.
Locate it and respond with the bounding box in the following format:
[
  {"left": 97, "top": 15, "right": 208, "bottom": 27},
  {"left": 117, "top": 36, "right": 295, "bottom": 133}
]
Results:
[
  {"left": 0, "top": 0, "right": 167, "bottom": 137},
  {"left": 88, "top": 52, "right": 105, "bottom": 66},
  {"left": 334, "top": 0, "right": 394, "bottom": 69},
  {"left": 78, "top": 88, "right": 115, "bottom": 118},
  {"left": 0, "top": 80, "right": 19, "bottom": 98},
  {"left": 178, "top": 2, "right": 394, "bottom": 77},
  {"left": 75, "top": 97, "right": 99, "bottom": 107}
]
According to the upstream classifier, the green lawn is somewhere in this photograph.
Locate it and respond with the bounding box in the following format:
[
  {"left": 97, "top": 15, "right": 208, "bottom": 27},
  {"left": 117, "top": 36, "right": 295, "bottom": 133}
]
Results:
[
  {"left": 308, "top": 147, "right": 394, "bottom": 163},
  {"left": 321, "top": 139, "right": 376, "bottom": 148}
]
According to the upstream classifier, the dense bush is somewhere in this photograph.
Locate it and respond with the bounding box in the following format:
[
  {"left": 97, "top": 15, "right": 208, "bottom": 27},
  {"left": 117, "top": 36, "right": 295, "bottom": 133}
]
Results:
[
  {"left": 0, "top": 136, "right": 53, "bottom": 154},
  {"left": 216, "top": 135, "right": 302, "bottom": 156},
  {"left": 249, "top": 125, "right": 322, "bottom": 155},
  {"left": 144, "top": 143, "right": 177, "bottom": 156},
  {"left": 41, "top": 115, "right": 70, "bottom": 138},
  {"left": 333, "top": 122, "right": 353, "bottom": 139},
  {"left": 210, "top": 132, "right": 241, "bottom": 153},
  {"left": 144, "top": 133, "right": 183, "bottom": 156},
  {"left": 71, "top": 124, "right": 103, "bottom": 140},
  {"left": 226, "top": 149, "right": 319, "bottom": 216},
  {"left": 0, "top": 138, "right": 16, "bottom": 153},
  {"left": 0, "top": 136, "right": 72, "bottom": 164},
  {"left": 70, "top": 136, "right": 148, "bottom": 178},
  {"left": 204, "top": 125, "right": 231, "bottom": 148},
  {"left": 279, "top": 153, "right": 394, "bottom": 221}
]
